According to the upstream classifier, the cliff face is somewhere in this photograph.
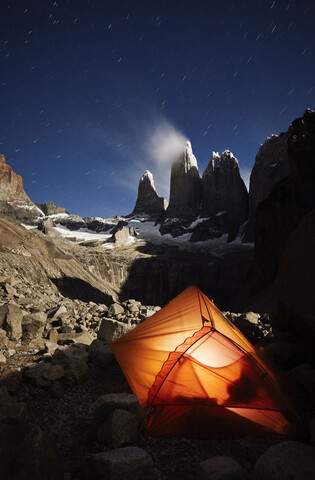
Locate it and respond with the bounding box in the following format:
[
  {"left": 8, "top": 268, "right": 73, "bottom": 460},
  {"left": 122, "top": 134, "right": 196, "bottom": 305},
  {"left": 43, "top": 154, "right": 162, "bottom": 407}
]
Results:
[
  {"left": 242, "top": 131, "right": 292, "bottom": 242},
  {"left": 131, "top": 170, "right": 167, "bottom": 217},
  {"left": 201, "top": 150, "right": 248, "bottom": 240},
  {"left": 0, "top": 154, "right": 32, "bottom": 204},
  {"left": 0, "top": 154, "right": 43, "bottom": 224},
  {"left": 250, "top": 109, "right": 315, "bottom": 291}
]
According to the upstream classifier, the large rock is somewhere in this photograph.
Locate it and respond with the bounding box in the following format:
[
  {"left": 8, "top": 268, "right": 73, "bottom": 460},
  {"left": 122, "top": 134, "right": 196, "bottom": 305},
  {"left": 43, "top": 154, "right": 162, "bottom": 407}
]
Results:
[
  {"left": 23, "top": 361, "right": 65, "bottom": 387},
  {"left": 92, "top": 393, "right": 140, "bottom": 423},
  {"left": 163, "top": 141, "right": 202, "bottom": 219},
  {"left": 253, "top": 441, "right": 315, "bottom": 480},
  {"left": 201, "top": 150, "right": 248, "bottom": 240},
  {"left": 0, "top": 304, "right": 23, "bottom": 341},
  {"left": 243, "top": 130, "right": 292, "bottom": 242},
  {"left": 22, "top": 311, "right": 47, "bottom": 343},
  {"left": 132, "top": 170, "right": 167, "bottom": 217},
  {"left": 82, "top": 446, "right": 153, "bottom": 480},
  {"left": 199, "top": 455, "right": 246, "bottom": 480},
  {"left": 97, "top": 318, "right": 132, "bottom": 342},
  {"left": 97, "top": 409, "right": 139, "bottom": 447}
]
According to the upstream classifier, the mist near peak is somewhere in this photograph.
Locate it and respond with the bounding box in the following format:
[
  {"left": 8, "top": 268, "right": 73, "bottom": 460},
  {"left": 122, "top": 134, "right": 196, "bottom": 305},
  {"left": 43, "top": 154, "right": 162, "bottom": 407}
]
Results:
[{"left": 141, "top": 120, "right": 188, "bottom": 199}]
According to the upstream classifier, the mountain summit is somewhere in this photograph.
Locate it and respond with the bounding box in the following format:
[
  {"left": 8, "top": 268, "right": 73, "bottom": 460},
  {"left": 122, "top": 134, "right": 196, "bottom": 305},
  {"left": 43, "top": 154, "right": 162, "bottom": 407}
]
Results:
[
  {"left": 131, "top": 170, "right": 167, "bottom": 217},
  {"left": 166, "top": 141, "right": 202, "bottom": 218}
]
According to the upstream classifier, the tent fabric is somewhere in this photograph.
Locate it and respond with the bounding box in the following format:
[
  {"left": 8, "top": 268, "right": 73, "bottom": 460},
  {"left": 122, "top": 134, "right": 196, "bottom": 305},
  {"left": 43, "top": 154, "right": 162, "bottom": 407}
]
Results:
[{"left": 110, "top": 286, "right": 296, "bottom": 438}]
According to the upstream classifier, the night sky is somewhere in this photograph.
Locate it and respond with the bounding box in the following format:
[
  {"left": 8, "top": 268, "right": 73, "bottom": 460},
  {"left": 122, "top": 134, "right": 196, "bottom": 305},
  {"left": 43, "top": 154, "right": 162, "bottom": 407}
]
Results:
[{"left": 1, "top": 0, "right": 314, "bottom": 218}]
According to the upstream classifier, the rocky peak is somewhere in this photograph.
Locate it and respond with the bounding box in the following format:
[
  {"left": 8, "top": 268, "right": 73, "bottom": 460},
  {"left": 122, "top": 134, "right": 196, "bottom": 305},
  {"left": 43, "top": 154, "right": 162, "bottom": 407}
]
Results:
[
  {"left": 0, "top": 154, "right": 32, "bottom": 204},
  {"left": 241, "top": 111, "right": 314, "bottom": 242},
  {"left": 165, "top": 141, "right": 202, "bottom": 218},
  {"left": 131, "top": 170, "right": 167, "bottom": 218},
  {"left": 36, "top": 201, "right": 69, "bottom": 216},
  {"left": 201, "top": 150, "right": 248, "bottom": 240}
]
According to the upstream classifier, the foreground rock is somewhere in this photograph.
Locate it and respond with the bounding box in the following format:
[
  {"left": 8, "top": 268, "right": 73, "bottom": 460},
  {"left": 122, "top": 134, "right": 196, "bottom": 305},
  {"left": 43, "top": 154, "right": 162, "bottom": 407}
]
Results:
[
  {"left": 254, "top": 441, "right": 315, "bottom": 480},
  {"left": 199, "top": 455, "right": 246, "bottom": 480},
  {"left": 82, "top": 446, "right": 153, "bottom": 480}
]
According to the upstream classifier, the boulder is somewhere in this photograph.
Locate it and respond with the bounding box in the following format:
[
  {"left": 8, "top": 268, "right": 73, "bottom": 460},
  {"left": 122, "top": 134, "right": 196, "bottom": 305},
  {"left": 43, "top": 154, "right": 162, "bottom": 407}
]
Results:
[
  {"left": 23, "top": 361, "right": 65, "bottom": 388},
  {"left": 22, "top": 311, "right": 47, "bottom": 343},
  {"left": 97, "top": 318, "right": 131, "bottom": 343},
  {"left": 92, "top": 393, "right": 140, "bottom": 423},
  {"left": 97, "top": 408, "right": 139, "bottom": 447},
  {"left": 108, "top": 303, "right": 125, "bottom": 316},
  {"left": 52, "top": 345, "right": 89, "bottom": 384},
  {"left": 199, "top": 455, "right": 246, "bottom": 480},
  {"left": 131, "top": 170, "right": 167, "bottom": 218},
  {"left": 82, "top": 446, "right": 153, "bottom": 480},
  {"left": 88, "top": 340, "right": 115, "bottom": 367},
  {"left": 0, "top": 304, "right": 23, "bottom": 341},
  {"left": 253, "top": 441, "right": 315, "bottom": 480}
]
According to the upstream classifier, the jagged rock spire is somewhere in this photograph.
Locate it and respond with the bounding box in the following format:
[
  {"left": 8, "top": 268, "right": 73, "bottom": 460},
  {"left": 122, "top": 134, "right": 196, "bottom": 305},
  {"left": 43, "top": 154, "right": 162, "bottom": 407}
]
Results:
[
  {"left": 165, "top": 141, "right": 202, "bottom": 218},
  {"left": 201, "top": 150, "right": 248, "bottom": 239},
  {"left": 132, "top": 170, "right": 167, "bottom": 217}
]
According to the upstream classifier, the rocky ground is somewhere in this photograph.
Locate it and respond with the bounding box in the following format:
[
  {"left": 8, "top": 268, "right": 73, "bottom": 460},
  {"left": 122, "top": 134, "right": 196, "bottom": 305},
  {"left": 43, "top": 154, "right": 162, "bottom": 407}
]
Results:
[{"left": 1, "top": 265, "right": 315, "bottom": 479}]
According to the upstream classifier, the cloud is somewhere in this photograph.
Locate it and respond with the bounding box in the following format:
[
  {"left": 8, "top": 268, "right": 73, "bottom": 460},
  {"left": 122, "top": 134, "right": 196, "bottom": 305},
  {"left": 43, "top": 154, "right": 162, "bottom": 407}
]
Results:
[{"left": 140, "top": 119, "right": 188, "bottom": 198}]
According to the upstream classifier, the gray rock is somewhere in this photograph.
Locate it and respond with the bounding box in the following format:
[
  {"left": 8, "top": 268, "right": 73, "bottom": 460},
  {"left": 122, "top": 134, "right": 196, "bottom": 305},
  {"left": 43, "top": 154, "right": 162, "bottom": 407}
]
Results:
[
  {"left": 132, "top": 170, "right": 167, "bottom": 218},
  {"left": 97, "top": 318, "right": 131, "bottom": 343},
  {"left": 52, "top": 345, "right": 89, "bottom": 384},
  {"left": 254, "top": 441, "right": 315, "bottom": 480},
  {"left": 22, "top": 311, "right": 47, "bottom": 343},
  {"left": 92, "top": 393, "right": 140, "bottom": 423},
  {"left": 97, "top": 409, "right": 139, "bottom": 447},
  {"left": 0, "top": 304, "right": 23, "bottom": 341},
  {"left": 199, "top": 455, "right": 246, "bottom": 480},
  {"left": 108, "top": 303, "right": 125, "bottom": 316},
  {"left": 36, "top": 201, "right": 69, "bottom": 216},
  {"left": 82, "top": 446, "right": 153, "bottom": 480},
  {"left": 201, "top": 150, "right": 248, "bottom": 241},
  {"left": 23, "top": 361, "right": 65, "bottom": 387},
  {"left": 88, "top": 340, "right": 115, "bottom": 366},
  {"left": 165, "top": 141, "right": 202, "bottom": 219}
]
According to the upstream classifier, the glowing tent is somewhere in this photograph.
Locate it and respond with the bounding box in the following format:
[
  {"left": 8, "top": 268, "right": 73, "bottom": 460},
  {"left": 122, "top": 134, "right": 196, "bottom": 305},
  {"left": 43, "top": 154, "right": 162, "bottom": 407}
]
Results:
[{"left": 110, "top": 286, "right": 295, "bottom": 438}]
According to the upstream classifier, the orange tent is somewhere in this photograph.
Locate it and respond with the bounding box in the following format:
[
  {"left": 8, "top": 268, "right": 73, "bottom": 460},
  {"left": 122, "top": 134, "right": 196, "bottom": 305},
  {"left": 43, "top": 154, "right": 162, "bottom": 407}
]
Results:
[{"left": 110, "top": 286, "right": 296, "bottom": 438}]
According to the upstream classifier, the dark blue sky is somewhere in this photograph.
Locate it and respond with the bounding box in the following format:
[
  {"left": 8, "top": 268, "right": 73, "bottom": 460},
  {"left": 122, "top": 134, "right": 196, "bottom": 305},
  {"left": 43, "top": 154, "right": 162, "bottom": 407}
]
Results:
[{"left": 1, "top": 0, "right": 314, "bottom": 217}]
